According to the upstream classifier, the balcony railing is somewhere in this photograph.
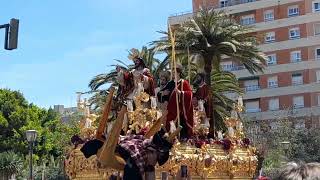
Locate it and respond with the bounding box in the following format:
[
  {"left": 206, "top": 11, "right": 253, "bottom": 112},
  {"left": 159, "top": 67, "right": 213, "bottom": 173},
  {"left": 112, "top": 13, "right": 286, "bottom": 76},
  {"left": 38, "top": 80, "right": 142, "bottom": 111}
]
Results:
[
  {"left": 268, "top": 82, "right": 278, "bottom": 88},
  {"left": 221, "top": 65, "right": 245, "bottom": 71},
  {"left": 291, "top": 58, "right": 302, "bottom": 63},
  {"left": 246, "top": 108, "right": 261, "bottom": 113},
  {"left": 240, "top": 18, "right": 256, "bottom": 25},
  {"left": 294, "top": 104, "right": 304, "bottom": 109},
  {"left": 220, "top": 0, "right": 257, "bottom": 8},
  {"left": 245, "top": 85, "right": 260, "bottom": 92},
  {"left": 289, "top": 35, "right": 301, "bottom": 40},
  {"left": 292, "top": 80, "right": 303, "bottom": 85}
]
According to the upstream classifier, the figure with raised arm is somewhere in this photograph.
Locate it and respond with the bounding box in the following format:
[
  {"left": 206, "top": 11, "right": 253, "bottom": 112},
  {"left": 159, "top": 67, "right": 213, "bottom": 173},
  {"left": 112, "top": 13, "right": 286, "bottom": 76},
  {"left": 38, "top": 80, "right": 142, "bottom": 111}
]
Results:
[{"left": 116, "top": 51, "right": 155, "bottom": 100}]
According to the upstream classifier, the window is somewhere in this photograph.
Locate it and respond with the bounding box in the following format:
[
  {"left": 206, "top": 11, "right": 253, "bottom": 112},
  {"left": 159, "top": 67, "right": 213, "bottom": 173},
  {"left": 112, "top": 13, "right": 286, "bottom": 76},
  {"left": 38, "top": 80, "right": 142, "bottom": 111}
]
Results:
[
  {"left": 220, "top": 0, "right": 229, "bottom": 7},
  {"left": 292, "top": 73, "right": 303, "bottom": 85},
  {"left": 316, "top": 70, "right": 320, "bottom": 82},
  {"left": 265, "top": 32, "right": 275, "bottom": 43},
  {"left": 270, "top": 122, "right": 278, "bottom": 130},
  {"left": 289, "top": 27, "right": 300, "bottom": 39},
  {"left": 244, "top": 79, "right": 260, "bottom": 91},
  {"left": 288, "top": 5, "right": 299, "bottom": 17},
  {"left": 269, "top": 98, "right": 279, "bottom": 111},
  {"left": 268, "top": 76, "right": 278, "bottom": 88},
  {"left": 267, "top": 54, "right": 277, "bottom": 65},
  {"left": 316, "top": 48, "right": 320, "bottom": 60},
  {"left": 314, "top": 24, "right": 320, "bottom": 35},
  {"left": 221, "top": 61, "right": 234, "bottom": 71},
  {"left": 240, "top": 15, "right": 255, "bottom": 25},
  {"left": 291, "top": 51, "right": 302, "bottom": 62},
  {"left": 264, "top": 10, "right": 274, "bottom": 21},
  {"left": 241, "top": 0, "right": 256, "bottom": 3},
  {"left": 293, "top": 96, "right": 304, "bottom": 108},
  {"left": 313, "top": 1, "right": 320, "bottom": 12},
  {"left": 245, "top": 101, "right": 260, "bottom": 113},
  {"left": 294, "top": 120, "right": 305, "bottom": 129}
]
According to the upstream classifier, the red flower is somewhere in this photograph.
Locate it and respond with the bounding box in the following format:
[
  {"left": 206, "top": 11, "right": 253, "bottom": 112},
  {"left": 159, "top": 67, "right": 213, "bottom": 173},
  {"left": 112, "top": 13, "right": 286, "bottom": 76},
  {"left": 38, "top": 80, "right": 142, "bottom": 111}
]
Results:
[
  {"left": 258, "top": 176, "right": 270, "bottom": 180},
  {"left": 222, "top": 139, "right": 232, "bottom": 151},
  {"left": 195, "top": 140, "right": 206, "bottom": 148},
  {"left": 137, "top": 127, "right": 148, "bottom": 136},
  {"left": 242, "top": 138, "right": 250, "bottom": 146}
]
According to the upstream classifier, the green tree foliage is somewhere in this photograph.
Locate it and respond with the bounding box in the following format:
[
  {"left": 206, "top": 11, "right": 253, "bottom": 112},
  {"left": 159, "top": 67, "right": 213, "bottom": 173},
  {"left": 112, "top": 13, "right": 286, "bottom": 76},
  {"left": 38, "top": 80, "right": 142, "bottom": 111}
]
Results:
[
  {"left": 0, "top": 89, "right": 80, "bottom": 159},
  {"left": 0, "top": 89, "right": 30, "bottom": 154},
  {"left": 290, "top": 128, "right": 320, "bottom": 163},
  {"left": 244, "top": 115, "right": 320, "bottom": 178}
]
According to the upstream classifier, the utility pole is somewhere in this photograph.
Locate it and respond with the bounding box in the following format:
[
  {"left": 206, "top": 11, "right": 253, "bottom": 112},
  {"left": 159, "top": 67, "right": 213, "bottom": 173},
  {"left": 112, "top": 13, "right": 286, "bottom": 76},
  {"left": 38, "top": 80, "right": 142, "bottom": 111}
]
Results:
[{"left": 0, "top": 18, "right": 19, "bottom": 50}]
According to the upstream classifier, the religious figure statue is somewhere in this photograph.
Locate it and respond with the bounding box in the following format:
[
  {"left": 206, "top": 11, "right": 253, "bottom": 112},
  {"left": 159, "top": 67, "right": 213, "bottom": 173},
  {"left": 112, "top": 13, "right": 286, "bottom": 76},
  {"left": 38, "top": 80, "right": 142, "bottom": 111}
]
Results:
[
  {"left": 77, "top": 92, "right": 86, "bottom": 111},
  {"left": 156, "top": 71, "right": 174, "bottom": 111},
  {"left": 116, "top": 50, "right": 155, "bottom": 100},
  {"left": 76, "top": 93, "right": 98, "bottom": 140},
  {"left": 193, "top": 73, "right": 212, "bottom": 128},
  {"left": 165, "top": 63, "right": 194, "bottom": 139}
]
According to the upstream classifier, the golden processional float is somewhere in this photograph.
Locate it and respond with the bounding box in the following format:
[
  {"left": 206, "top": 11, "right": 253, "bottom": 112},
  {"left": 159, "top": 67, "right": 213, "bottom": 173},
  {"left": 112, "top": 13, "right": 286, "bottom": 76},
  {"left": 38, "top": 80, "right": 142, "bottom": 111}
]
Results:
[
  {"left": 65, "top": 29, "right": 258, "bottom": 179},
  {"left": 65, "top": 87, "right": 258, "bottom": 179}
]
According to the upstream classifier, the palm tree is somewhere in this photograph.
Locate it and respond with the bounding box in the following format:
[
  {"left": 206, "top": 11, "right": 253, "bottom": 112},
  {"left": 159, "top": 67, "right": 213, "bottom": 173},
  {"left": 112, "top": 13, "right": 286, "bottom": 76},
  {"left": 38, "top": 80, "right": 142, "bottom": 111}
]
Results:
[
  {"left": 151, "top": 8, "right": 266, "bottom": 132},
  {"left": 211, "top": 70, "right": 242, "bottom": 130},
  {"left": 152, "top": 9, "right": 265, "bottom": 86},
  {"left": 0, "top": 151, "right": 23, "bottom": 179}
]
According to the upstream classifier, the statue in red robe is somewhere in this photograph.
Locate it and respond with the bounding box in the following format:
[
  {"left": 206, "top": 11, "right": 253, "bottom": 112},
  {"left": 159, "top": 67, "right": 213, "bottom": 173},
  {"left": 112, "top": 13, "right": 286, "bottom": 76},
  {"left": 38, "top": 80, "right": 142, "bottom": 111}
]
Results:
[
  {"left": 194, "top": 73, "right": 212, "bottom": 121},
  {"left": 165, "top": 64, "right": 194, "bottom": 139}
]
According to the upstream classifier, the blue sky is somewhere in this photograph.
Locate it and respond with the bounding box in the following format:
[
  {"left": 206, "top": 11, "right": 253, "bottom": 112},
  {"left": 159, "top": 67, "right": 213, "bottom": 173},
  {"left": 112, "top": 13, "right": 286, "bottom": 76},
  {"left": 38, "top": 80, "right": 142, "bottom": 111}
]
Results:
[{"left": 0, "top": 1, "right": 191, "bottom": 108}]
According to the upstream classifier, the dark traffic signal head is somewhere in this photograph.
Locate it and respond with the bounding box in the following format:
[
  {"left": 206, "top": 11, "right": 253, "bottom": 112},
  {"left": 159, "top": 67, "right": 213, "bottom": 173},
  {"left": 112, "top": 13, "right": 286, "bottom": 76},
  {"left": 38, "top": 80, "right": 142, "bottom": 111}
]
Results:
[{"left": 5, "top": 18, "right": 19, "bottom": 50}]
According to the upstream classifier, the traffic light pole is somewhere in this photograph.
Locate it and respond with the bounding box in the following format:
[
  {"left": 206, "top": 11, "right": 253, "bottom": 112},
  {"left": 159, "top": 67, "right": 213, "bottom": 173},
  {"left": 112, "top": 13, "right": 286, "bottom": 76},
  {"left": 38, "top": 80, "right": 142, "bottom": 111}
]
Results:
[{"left": 0, "top": 23, "right": 10, "bottom": 50}]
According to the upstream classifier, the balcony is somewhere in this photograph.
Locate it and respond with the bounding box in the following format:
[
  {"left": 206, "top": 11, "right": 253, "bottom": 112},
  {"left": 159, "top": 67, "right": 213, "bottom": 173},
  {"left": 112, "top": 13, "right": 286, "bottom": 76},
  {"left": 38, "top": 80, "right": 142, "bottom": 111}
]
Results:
[
  {"left": 243, "top": 106, "right": 320, "bottom": 121},
  {"left": 221, "top": 65, "right": 245, "bottom": 71},
  {"left": 220, "top": 0, "right": 257, "bottom": 8},
  {"left": 245, "top": 85, "right": 260, "bottom": 92},
  {"left": 241, "top": 82, "right": 319, "bottom": 100}
]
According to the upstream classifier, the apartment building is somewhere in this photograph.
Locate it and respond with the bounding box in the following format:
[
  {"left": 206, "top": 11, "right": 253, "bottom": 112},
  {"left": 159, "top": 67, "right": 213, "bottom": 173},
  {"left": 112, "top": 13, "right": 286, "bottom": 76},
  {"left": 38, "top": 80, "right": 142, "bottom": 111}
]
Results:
[{"left": 169, "top": 0, "right": 320, "bottom": 129}]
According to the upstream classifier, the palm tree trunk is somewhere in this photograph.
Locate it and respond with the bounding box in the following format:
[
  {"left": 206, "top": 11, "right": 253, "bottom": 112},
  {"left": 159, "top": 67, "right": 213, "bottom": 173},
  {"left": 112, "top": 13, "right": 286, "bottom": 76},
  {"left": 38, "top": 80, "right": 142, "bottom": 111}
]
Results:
[
  {"left": 203, "top": 54, "right": 216, "bottom": 138},
  {"left": 204, "top": 55, "right": 212, "bottom": 86}
]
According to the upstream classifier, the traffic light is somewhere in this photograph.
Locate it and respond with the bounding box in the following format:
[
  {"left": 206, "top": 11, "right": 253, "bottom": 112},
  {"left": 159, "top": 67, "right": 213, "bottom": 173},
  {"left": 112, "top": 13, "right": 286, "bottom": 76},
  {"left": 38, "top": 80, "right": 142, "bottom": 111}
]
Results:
[{"left": 5, "top": 18, "right": 19, "bottom": 50}]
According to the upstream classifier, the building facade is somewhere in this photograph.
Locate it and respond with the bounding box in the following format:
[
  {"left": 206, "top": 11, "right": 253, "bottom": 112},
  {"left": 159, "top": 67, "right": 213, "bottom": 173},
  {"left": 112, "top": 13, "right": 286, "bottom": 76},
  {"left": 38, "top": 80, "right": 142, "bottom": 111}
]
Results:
[
  {"left": 169, "top": 0, "right": 320, "bottom": 129},
  {"left": 53, "top": 105, "right": 78, "bottom": 123}
]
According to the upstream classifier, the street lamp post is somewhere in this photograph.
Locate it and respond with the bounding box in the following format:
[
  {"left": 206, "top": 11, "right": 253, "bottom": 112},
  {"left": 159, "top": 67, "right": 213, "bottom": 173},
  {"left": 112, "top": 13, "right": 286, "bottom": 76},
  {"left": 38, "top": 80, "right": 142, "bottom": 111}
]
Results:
[
  {"left": 280, "top": 141, "right": 290, "bottom": 164},
  {"left": 26, "top": 130, "right": 38, "bottom": 180}
]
